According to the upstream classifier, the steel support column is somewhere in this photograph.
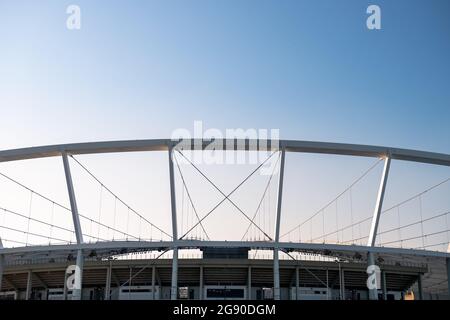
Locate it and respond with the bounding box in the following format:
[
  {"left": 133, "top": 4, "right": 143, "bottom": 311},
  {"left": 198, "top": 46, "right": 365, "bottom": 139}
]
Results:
[
  {"left": 367, "top": 252, "right": 378, "bottom": 300},
  {"left": 367, "top": 157, "right": 390, "bottom": 301},
  {"left": 62, "top": 152, "right": 84, "bottom": 300},
  {"left": 25, "top": 270, "right": 32, "bottom": 300},
  {"left": 152, "top": 266, "right": 156, "bottom": 300},
  {"left": 199, "top": 266, "right": 204, "bottom": 300},
  {"left": 417, "top": 273, "right": 423, "bottom": 300},
  {"left": 0, "top": 238, "right": 4, "bottom": 293},
  {"left": 168, "top": 146, "right": 178, "bottom": 300},
  {"left": 0, "top": 255, "right": 3, "bottom": 293},
  {"left": 247, "top": 266, "right": 251, "bottom": 300},
  {"left": 273, "top": 148, "right": 286, "bottom": 301},
  {"left": 62, "top": 153, "right": 84, "bottom": 244},
  {"left": 295, "top": 266, "right": 299, "bottom": 300},
  {"left": 368, "top": 157, "right": 391, "bottom": 247},
  {"left": 340, "top": 268, "right": 345, "bottom": 300},
  {"left": 71, "top": 249, "right": 84, "bottom": 300},
  {"left": 381, "top": 271, "right": 387, "bottom": 300},
  {"left": 104, "top": 262, "right": 112, "bottom": 300},
  {"left": 63, "top": 269, "right": 68, "bottom": 300}
]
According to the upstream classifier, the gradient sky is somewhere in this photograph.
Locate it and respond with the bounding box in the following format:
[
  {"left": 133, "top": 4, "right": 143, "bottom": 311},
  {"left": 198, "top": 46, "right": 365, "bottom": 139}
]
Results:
[{"left": 0, "top": 0, "right": 449, "bottom": 250}]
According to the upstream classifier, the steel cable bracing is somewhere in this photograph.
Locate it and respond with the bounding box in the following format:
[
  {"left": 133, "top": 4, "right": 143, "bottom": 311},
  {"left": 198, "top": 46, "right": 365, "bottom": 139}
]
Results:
[
  {"left": 379, "top": 229, "right": 450, "bottom": 247},
  {"left": 70, "top": 155, "right": 172, "bottom": 239},
  {"left": 0, "top": 224, "right": 73, "bottom": 244},
  {"left": 176, "top": 149, "right": 277, "bottom": 241},
  {"left": 0, "top": 170, "right": 140, "bottom": 244},
  {"left": 325, "top": 177, "right": 450, "bottom": 246},
  {"left": 381, "top": 177, "right": 450, "bottom": 215},
  {"left": 173, "top": 152, "right": 210, "bottom": 240},
  {"left": 241, "top": 151, "right": 281, "bottom": 241},
  {"left": 280, "top": 158, "right": 383, "bottom": 240},
  {"left": 0, "top": 207, "right": 109, "bottom": 243},
  {"left": 282, "top": 162, "right": 450, "bottom": 250},
  {"left": 376, "top": 210, "right": 450, "bottom": 237}
]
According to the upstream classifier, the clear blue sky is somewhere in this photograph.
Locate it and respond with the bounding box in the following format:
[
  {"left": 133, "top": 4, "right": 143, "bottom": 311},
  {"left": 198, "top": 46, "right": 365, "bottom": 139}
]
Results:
[
  {"left": 0, "top": 1, "right": 449, "bottom": 247},
  {"left": 1, "top": 0, "right": 449, "bottom": 151}
]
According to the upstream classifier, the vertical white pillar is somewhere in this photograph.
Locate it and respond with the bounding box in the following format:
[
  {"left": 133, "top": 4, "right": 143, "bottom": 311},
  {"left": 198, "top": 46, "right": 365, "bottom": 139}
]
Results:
[
  {"left": 62, "top": 153, "right": 84, "bottom": 244},
  {"left": 367, "top": 157, "right": 390, "bottom": 301},
  {"left": 168, "top": 146, "right": 178, "bottom": 300},
  {"left": 25, "top": 270, "right": 32, "bottom": 300},
  {"left": 273, "top": 148, "right": 286, "bottom": 301},
  {"left": 62, "top": 152, "right": 84, "bottom": 300},
  {"left": 368, "top": 157, "right": 391, "bottom": 247}
]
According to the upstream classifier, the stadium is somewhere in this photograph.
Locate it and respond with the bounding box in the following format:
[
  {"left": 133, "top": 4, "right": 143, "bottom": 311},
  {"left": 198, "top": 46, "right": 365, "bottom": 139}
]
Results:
[{"left": 0, "top": 138, "right": 449, "bottom": 301}]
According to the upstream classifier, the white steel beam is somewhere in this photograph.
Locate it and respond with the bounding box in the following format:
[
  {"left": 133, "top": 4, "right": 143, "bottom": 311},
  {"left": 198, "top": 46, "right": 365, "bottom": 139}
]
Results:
[
  {"left": 62, "top": 153, "right": 84, "bottom": 300},
  {"left": 1, "top": 139, "right": 449, "bottom": 166},
  {"left": 273, "top": 149, "right": 286, "bottom": 300},
  {"left": 367, "top": 157, "right": 390, "bottom": 301},
  {"left": 62, "top": 153, "right": 84, "bottom": 244},
  {"left": 168, "top": 146, "right": 178, "bottom": 300},
  {"left": 368, "top": 157, "right": 391, "bottom": 247}
]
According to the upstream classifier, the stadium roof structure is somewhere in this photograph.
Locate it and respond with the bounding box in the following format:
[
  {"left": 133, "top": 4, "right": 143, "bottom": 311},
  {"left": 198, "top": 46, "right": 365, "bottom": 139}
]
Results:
[{"left": 0, "top": 139, "right": 449, "bottom": 300}]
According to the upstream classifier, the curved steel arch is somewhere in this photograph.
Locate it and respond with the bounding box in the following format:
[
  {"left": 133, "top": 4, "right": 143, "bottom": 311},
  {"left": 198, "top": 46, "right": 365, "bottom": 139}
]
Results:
[{"left": 0, "top": 139, "right": 449, "bottom": 166}]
